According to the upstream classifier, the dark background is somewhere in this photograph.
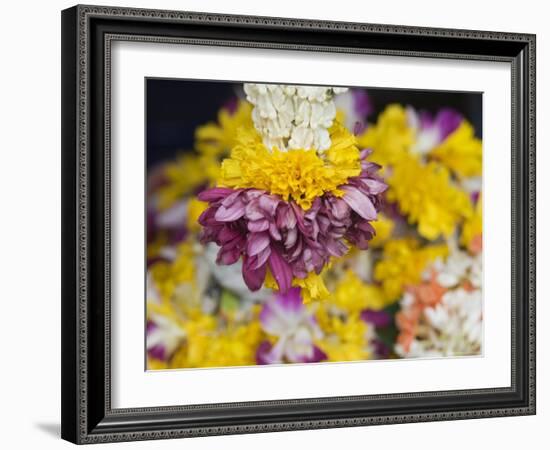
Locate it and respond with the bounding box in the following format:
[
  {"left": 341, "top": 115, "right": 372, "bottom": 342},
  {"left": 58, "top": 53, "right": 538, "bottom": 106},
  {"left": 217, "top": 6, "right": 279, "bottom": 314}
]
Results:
[{"left": 146, "top": 78, "right": 482, "bottom": 168}]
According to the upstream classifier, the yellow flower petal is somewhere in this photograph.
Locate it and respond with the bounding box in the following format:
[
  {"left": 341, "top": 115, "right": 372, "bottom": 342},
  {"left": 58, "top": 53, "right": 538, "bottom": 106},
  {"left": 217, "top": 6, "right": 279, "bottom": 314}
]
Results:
[
  {"left": 220, "top": 122, "right": 361, "bottom": 210},
  {"left": 374, "top": 238, "right": 448, "bottom": 301},
  {"left": 430, "top": 121, "right": 482, "bottom": 178},
  {"left": 356, "top": 104, "right": 415, "bottom": 168},
  {"left": 386, "top": 155, "right": 473, "bottom": 240}
]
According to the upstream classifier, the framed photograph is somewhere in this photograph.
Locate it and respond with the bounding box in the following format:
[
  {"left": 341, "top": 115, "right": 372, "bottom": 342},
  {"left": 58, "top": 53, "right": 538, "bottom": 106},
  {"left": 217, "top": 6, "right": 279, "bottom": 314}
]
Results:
[{"left": 61, "top": 5, "right": 536, "bottom": 444}]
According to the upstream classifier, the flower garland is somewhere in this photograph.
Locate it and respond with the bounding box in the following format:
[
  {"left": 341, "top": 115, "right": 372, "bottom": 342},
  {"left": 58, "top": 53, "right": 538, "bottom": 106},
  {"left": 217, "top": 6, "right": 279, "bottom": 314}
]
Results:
[
  {"left": 198, "top": 84, "right": 387, "bottom": 303},
  {"left": 145, "top": 84, "right": 484, "bottom": 369}
]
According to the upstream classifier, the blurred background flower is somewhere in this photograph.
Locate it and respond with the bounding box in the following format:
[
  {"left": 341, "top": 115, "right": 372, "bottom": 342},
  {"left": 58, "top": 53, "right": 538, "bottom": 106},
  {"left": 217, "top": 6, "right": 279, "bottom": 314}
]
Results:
[{"left": 146, "top": 80, "right": 483, "bottom": 369}]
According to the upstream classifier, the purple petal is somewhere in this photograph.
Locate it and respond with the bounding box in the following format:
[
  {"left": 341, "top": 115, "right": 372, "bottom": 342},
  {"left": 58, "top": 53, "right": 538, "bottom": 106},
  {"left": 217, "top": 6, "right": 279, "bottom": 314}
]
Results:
[
  {"left": 146, "top": 320, "right": 157, "bottom": 334},
  {"left": 215, "top": 202, "right": 246, "bottom": 222},
  {"left": 248, "top": 246, "right": 271, "bottom": 270},
  {"left": 277, "top": 206, "right": 297, "bottom": 229},
  {"left": 310, "top": 250, "right": 325, "bottom": 273},
  {"left": 242, "top": 257, "right": 267, "bottom": 291},
  {"left": 353, "top": 89, "right": 373, "bottom": 118},
  {"left": 371, "top": 338, "right": 390, "bottom": 359},
  {"left": 198, "top": 207, "right": 216, "bottom": 226},
  {"left": 217, "top": 227, "right": 239, "bottom": 243},
  {"left": 147, "top": 208, "right": 157, "bottom": 243},
  {"left": 197, "top": 187, "right": 234, "bottom": 202},
  {"left": 434, "top": 108, "right": 463, "bottom": 140},
  {"left": 156, "top": 200, "right": 187, "bottom": 229},
  {"left": 284, "top": 227, "right": 298, "bottom": 248},
  {"left": 306, "top": 345, "right": 328, "bottom": 363},
  {"left": 248, "top": 219, "right": 270, "bottom": 232},
  {"left": 330, "top": 198, "right": 350, "bottom": 220},
  {"left": 269, "top": 223, "right": 282, "bottom": 241},
  {"left": 276, "top": 287, "right": 303, "bottom": 312},
  {"left": 353, "top": 121, "right": 366, "bottom": 136},
  {"left": 256, "top": 341, "right": 278, "bottom": 365},
  {"left": 245, "top": 199, "right": 264, "bottom": 221},
  {"left": 217, "top": 247, "right": 241, "bottom": 265},
  {"left": 293, "top": 344, "right": 328, "bottom": 363},
  {"left": 326, "top": 238, "right": 348, "bottom": 257},
  {"left": 223, "top": 96, "right": 239, "bottom": 115},
  {"left": 357, "top": 220, "right": 376, "bottom": 233},
  {"left": 268, "top": 249, "right": 293, "bottom": 293},
  {"left": 417, "top": 109, "right": 433, "bottom": 129},
  {"left": 289, "top": 238, "right": 303, "bottom": 259},
  {"left": 317, "top": 215, "right": 331, "bottom": 233},
  {"left": 169, "top": 227, "right": 188, "bottom": 245},
  {"left": 259, "top": 195, "right": 279, "bottom": 216},
  {"left": 291, "top": 203, "right": 308, "bottom": 233},
  {"left": 359, "top": 178, "right": 388, "bottom": 195},
  {"left": 148, "top": 345, "right": 166, "bottom": 361},
  {"left": 247, "top": 232, "right": 270, "bottom": 256},
  {"left": 341, "top": 185, "right": 377, "bottom": 220},
  {"left": 259, "top": 302, "right": 276, "bottom": 329},
  {"left": 361, "top": 309, "right": 392, "bottom": 328},
  {"left": 221, "top": 235, "right": 245, "bottom": 252},
  {"left": 360, "top": 148, "right": 373, "bottom": 160},
  {"left": 361, "top": 161, "right": 382, "bottom": 174},
  {"left": 221, "top": 189, "right": 243, "bottom": 207}
]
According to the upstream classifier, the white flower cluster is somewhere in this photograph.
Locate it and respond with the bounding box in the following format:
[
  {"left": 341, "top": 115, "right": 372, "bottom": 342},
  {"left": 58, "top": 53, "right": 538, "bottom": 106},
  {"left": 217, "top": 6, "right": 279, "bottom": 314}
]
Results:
[
  {"left": 396, "top": 250, "right": 483, "bottom": 358},
  {"left": 243, "top": 83, "right": 348, "bottom": 153}
]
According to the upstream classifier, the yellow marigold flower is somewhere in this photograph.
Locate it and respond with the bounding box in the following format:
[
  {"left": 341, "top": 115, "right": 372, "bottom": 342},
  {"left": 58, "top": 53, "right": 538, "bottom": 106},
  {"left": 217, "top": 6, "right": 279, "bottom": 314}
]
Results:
[
  {"left": 374, "top": 238, "right": 448, "bottom": 301},
  {"left": 293, "top": 272, "right": 330, "bottom": 304},
  {"left": 461, "top": 195, "right": 483, "bottom": 253},
  {"left": 149, "top": 262, "right": 176, "bottom": 303},
  {"left": 195, "top": 100, "right": 253, "bottom": 157},
  {"left": 387, "top": 155, "right": 473, "bottom": 240},
  {"left": 357, "top": 104, "right": 415, "bottom": 167},
  {"left": 157, "top": 153, "right": 208, "bottom": 210},
  {"left": 332, "top": 270, "right": 391, "bottom": 312},
  {"left": 149, "top": 241, "right": 196, "bottom": 303},
  {"left": 430, "top": 121, "right": 482, "bottom": 178},
  {"left": 169, "top": 314, "right": 214, "bottom": 368},
  {"left": 335, "top": 109, "right": 346, "bottom": 126},
  {"left": 171, "top": 241, "right": 195, "bottom": 283},
  {"left": 220, "top": 122, "right": 361, "bottom": 210},
  {"left": 171, "top": 318, "right": 264, "bottom": 368},
  {"left": 186, "top": 197, "right": 208, "bottom": 233},
  {"left": 316, "top": 311, "right": 371, "bottom": 362},
  {"left": 199, "top": 153, "right": 226, "bottom": 185},
  {"left": 147, "top": 301, "right": 182, "bottom": 324},
  {"left": 265, "top": 269, "right": 330, "bottom": 304},
  {"left": 370, "top": 213, "right": 395, "bottom": 248},
  {"left": 147, "top": 358, "right": 168, "bottom": 370}
]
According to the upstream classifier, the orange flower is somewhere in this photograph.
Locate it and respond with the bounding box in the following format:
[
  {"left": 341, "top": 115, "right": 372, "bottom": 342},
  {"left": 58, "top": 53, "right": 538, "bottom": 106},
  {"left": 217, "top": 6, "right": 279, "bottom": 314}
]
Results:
[
  {"left": 409, "top": 270, "right": 447, "bottom": 307},
  {"left": 468, "top": 234, "right": 483, "bottom": 255},
  {"left": 461, "top": 280, "right": 477, "bottom": 292},
  {"left": 396, "top": 271, "right": 447, "bottom": 353},
  {"left": 397, "top": 331, "right": 415, "bottom": 354},
  {"left": 395, "top": 305, "right": 422, "bottom": 353}
]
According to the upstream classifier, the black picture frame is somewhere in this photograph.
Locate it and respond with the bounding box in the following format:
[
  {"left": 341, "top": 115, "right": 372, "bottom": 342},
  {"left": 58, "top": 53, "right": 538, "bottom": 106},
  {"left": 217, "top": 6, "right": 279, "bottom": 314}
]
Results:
[{"left": 61, "top": 4, "right": 536, "bottom": 444}]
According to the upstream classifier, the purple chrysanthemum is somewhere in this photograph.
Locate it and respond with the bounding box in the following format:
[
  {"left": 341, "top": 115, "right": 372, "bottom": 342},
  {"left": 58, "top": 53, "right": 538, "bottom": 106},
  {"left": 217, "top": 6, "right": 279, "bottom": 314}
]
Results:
[
  {"left": 198, "top": 151, "right": 387, "bottom": 293},
  {"left": 256, "top": 287, "right": 327, "bottom": 364}
]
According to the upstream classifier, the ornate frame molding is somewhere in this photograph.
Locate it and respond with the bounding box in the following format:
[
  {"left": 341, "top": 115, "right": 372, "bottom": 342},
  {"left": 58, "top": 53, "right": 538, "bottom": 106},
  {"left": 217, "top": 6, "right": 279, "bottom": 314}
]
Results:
[{"left": 61, "top": 4, "right": 536, "bottom": 444}]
